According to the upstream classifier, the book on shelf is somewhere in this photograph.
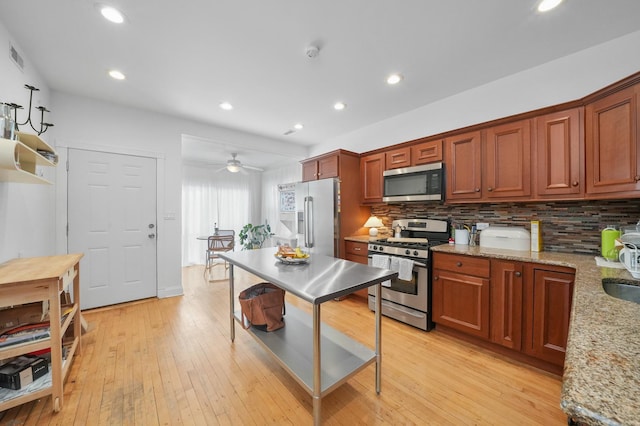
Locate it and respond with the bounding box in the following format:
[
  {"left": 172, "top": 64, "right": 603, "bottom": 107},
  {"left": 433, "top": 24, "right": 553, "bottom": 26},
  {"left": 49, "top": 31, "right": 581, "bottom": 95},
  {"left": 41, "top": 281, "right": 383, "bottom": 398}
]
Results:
[{"left": 0, "top": 323, "right": 50, "bottom": 348}]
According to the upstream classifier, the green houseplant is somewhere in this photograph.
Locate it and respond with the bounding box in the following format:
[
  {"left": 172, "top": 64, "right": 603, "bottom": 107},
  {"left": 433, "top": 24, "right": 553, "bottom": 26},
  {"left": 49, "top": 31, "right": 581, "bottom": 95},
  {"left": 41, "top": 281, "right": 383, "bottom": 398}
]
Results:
[{"left": 239, "top": 223, "right": 272, "bottom": 250}]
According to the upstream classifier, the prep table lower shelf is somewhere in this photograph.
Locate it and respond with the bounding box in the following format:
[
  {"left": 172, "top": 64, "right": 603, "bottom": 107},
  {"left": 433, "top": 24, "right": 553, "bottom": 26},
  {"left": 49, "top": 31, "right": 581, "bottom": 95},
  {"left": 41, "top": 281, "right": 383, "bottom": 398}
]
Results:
[{"left": 235, "top": 303, "right": 376, "bottom": 397}]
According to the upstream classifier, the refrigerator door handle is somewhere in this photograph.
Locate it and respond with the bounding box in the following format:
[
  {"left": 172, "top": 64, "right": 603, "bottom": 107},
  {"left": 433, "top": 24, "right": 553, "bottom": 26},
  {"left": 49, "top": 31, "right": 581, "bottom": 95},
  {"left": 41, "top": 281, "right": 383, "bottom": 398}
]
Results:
[{"left": 305, "top": 196, "right": 314, "bottom": 247}]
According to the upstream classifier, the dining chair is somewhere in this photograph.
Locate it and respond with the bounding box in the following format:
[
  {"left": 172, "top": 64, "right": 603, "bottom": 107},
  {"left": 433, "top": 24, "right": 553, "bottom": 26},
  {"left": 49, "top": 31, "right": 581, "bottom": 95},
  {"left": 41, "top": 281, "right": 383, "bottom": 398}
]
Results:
[{"left": 205, "top": 230, "right": 235, "bottom": 276}]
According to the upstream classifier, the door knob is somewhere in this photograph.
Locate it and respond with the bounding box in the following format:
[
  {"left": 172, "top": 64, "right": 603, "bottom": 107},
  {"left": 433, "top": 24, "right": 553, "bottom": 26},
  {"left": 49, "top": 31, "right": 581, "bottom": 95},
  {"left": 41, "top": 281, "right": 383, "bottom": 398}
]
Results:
[{"left": 148, "top": 233, "right": 156, "bottom": 239}]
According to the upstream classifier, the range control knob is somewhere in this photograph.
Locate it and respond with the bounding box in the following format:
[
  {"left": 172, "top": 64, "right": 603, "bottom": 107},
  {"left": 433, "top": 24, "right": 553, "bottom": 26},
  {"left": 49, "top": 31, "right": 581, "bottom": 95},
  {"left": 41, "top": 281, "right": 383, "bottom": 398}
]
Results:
[
  {"left": 379, "top": 246, "right": 384, "bottom": 252},
  {"left": 405, "top": 249, "right": 411, "bottom": 255},
  {"left": 371, "top": 245, "right": 377, "bottom": 251},
  {"left": 413, "top": 250, "right": 419, "bottom": 256}
]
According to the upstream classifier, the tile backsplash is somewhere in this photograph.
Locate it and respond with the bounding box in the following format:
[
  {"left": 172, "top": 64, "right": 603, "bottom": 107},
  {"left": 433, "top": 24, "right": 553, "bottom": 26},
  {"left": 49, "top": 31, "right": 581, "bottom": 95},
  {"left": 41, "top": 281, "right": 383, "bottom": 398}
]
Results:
[{"left": 370, "top": 199, "right": 640, "bottom": 255}]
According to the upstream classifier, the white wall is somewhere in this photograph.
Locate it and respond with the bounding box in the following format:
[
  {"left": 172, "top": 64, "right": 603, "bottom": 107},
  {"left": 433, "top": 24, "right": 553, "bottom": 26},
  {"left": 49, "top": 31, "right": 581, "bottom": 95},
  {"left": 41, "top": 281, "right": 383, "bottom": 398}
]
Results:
[
  {"left": 0, "top": 23, "right": 55, "bottom": 262},
  {"left": 312, "top": 30, "right": 640, "bottom": 157}
]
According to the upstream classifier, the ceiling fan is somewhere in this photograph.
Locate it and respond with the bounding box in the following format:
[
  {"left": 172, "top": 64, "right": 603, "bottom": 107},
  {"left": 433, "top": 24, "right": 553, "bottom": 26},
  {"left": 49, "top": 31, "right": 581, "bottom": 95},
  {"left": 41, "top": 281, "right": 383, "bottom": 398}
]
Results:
[{"left": 217, "top": 153, "right": 264, "bottom": 174}]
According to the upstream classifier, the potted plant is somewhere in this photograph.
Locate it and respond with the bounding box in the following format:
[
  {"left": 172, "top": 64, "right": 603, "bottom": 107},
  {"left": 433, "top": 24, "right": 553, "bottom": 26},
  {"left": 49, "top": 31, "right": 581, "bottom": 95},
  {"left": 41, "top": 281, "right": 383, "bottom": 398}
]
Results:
[{"left": 239, "top": 223, "right": 272, "bottom": 250}]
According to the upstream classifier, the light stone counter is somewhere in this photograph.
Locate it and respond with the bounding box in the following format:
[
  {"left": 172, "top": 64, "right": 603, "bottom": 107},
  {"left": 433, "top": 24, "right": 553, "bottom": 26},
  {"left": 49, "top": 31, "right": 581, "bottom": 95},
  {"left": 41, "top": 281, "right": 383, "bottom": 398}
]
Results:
[{"left": 430, "top": 244, "right": 640, "bottom": 426}]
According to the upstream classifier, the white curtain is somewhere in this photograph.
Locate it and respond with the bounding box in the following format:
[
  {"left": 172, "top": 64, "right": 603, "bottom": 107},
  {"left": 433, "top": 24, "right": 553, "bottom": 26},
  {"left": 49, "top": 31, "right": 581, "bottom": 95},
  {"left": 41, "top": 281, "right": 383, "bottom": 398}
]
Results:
[{"left": 181, "top": 163, "right": 262, "bottom": 266}]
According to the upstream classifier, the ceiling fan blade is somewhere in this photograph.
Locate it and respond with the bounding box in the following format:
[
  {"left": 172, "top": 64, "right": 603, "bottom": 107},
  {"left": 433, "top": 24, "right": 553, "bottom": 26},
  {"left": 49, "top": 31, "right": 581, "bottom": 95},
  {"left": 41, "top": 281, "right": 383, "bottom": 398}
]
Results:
[
  {"left": 243, "top": 164, "right": 264, "bottom": 172},
  {"left": 214, "top": 166, "right": 227, "bottom": 173}
]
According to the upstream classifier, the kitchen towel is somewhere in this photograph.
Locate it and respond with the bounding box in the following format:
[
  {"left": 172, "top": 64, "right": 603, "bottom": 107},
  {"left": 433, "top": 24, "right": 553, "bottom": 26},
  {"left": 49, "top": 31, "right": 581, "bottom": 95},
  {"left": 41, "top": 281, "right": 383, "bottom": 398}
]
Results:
[
  {"left": 398, "top": 258, "right": 414, "bottom": 281},
  {"left": 372, "top": 254, "right": 391, "bottom": 287}
]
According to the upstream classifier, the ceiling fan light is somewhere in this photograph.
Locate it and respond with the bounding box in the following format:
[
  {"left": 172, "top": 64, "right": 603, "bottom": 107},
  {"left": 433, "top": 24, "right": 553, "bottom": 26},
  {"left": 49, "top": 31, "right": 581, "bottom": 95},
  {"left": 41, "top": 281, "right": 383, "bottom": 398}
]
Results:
[
  {"left": 226, "top": 164, "right": 241, "bottom": 173},
  {"left": 538, "top": 0, "right": 563, "bottom": 12},
  {"left": 100, "top": 6, "right": 125, "bottom": 24}
]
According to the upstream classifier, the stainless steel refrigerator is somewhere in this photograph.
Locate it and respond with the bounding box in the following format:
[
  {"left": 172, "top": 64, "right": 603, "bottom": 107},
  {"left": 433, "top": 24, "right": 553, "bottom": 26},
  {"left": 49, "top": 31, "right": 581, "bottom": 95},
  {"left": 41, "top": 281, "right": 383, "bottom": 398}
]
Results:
[{"left": 295, "top": 178, "right": 340, "bottom": 257}]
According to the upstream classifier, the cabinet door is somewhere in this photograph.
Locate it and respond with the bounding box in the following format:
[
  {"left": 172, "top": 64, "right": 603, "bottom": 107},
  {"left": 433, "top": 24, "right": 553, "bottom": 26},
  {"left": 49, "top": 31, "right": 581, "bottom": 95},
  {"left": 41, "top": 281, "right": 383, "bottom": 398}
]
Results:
[
  {"left": 445, "top": 131, "right": 482, "bottom": 201},
  {"left": 412, "top": 140, "right": 443, "bottom": 165},
  {"left": 317, "top": 154, "right": 339, "bottom": 179},
  {"left": 432, "top": 269, "right": 490, "bottom": 339},
  {"left": 360, "top": 153, "right": 385, "bottom": 203},
  {"left": 490, "top": 259, "right": 523, "bottom": 350},
  {"left": 344, "top": 241, "right": 368, "bottom": 263},
  {"left": 524, "top": 268, "right": 574, "bottom": 366},
  {"left": 302, "top": 161, "right": 318, "bottom": 182},
  {"left": 535, "top": 108, "right": 583, "bottom": 197},
  {"left": 385, "top": 147, "right": 411, "bottom": 169},
  {"left": 485, "top": 119, "right": 531, "bottom": 199},
  {"left": 585, "top": 85, "right": 640, "bottom": 195}
]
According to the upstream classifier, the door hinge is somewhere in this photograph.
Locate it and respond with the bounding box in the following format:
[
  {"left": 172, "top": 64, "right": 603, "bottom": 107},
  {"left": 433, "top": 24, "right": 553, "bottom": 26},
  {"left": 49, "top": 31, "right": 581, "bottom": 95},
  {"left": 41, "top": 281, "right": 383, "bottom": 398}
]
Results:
[
  {"left": 66, "top": 160, "right": 69, "bottom": 172},
  {"left": 66, "top": 223, "right": 69, "bottom": 237}
]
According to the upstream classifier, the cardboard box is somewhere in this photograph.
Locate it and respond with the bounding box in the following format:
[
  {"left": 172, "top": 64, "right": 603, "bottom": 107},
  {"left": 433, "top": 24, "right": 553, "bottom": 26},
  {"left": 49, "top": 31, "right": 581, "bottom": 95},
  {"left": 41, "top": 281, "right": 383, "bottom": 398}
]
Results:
[
  {"left": 0, "top": 303, "right": 47, "bottom": 334},
  {"left": 0, "top": 355, "right": 48, "bottom": 390}
]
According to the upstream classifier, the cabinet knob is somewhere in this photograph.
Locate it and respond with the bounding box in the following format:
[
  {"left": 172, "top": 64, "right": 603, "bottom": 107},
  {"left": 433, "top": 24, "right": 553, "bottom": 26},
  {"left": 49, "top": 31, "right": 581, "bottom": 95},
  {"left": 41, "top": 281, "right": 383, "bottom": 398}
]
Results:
[
  {"left": 354, "top": 247, "right": 361, "bottom": 251},
  {"left": 487, "top": 187, "right": 493, "bottom": 192},
  {"left": 572, "top": 181, "right": 579, "bottom": 187},
  {"left": 635, "top": 175, "right": 640, "bottom": 182},
  {"left": 515, "top": 271, "right": 521, "bottom": 277},
  {"left": 456, "top": 261, "right": 462, "bottom": 267},
  {"left": 475, "top": 188, "right": 480, "bottom": 192},
  {"left": 434, "top": 276, "right": 439, "bottom": 281}
]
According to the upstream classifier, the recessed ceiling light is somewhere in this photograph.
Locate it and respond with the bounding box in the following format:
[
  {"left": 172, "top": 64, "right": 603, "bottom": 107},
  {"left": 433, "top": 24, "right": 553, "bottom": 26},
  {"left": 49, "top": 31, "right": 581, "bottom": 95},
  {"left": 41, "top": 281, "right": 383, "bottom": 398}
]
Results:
[
  {"left": 108, "top": 69, "right": 125, "bottom": 80},
  {"left": 100, "top": 6, "right": 125, "bottom": 24},
  {"left": 294, "top": 123, "right": 304, "bottom": 130},
  {"left": 220, "top": 102, "right": 233, "bottom": 111},
  {"left": 334, "top": 102, "right": 346, "bottom": 111},
  {"left": 386, "top": 74, "right": 403, "bottom": 85},
  {"left": 538, "top": 0, "right": 563, "bottom": 12}
]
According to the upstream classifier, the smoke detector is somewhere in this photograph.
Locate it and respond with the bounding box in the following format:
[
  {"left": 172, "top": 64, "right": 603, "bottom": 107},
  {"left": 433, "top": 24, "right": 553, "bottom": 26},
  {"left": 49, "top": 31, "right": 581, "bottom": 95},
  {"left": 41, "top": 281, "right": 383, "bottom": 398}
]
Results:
[{"left": 305, "top": 45, "right": 320, "bottom": 58}]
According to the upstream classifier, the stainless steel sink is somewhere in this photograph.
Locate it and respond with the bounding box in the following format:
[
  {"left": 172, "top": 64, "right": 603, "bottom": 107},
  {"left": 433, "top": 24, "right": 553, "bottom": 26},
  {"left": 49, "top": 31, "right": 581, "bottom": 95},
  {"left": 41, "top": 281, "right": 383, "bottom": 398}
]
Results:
[{"left": 602, "top": 279, "right": 640, "bottom": 304}]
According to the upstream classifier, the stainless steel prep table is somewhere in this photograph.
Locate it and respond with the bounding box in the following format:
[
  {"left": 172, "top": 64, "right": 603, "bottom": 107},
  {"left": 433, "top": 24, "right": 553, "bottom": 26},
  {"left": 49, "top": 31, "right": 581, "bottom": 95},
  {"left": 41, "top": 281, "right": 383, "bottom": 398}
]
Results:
[{"left": 219, "top": 248, "right": 397, "bottom": 426}]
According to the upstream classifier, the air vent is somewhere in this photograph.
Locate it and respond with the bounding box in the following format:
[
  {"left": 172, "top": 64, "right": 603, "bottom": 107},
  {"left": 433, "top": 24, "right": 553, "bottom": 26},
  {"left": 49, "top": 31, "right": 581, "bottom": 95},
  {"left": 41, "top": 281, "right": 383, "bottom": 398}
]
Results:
[{"left": 10, "top": 45, "right": 24, "bottom": 70}]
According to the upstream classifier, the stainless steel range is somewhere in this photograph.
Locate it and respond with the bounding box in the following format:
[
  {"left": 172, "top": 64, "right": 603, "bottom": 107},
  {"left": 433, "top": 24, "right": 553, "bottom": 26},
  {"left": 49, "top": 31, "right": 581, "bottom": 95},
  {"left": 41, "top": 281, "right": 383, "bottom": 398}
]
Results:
[{"left": 367, "top": 218, "right": 449, "bottom": 331}]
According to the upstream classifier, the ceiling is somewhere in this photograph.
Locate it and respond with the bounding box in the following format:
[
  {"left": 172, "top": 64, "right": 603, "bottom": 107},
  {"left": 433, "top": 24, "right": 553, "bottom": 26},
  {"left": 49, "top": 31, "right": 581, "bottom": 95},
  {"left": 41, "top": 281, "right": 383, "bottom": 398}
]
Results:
[{"left": 2, "top": 1, "right": 640, "bottom": 170}]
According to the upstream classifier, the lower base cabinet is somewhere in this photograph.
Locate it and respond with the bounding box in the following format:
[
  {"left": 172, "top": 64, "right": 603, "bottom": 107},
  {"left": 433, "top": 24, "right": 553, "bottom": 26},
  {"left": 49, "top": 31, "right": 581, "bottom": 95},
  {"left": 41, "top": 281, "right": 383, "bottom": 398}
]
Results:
[
  {"left": 432, "top": 252, "right": 574, "bottom": 373},
  {"left": 344, "top": 240, "right": 370, "bottom": 299}
]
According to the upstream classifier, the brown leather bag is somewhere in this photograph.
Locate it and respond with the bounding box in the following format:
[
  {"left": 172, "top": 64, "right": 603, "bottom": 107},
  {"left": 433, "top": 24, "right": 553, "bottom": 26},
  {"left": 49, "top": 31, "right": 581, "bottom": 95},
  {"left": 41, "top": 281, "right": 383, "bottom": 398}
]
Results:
[{"left": 238, "top": 283, "right": 286, "bottom": 331}]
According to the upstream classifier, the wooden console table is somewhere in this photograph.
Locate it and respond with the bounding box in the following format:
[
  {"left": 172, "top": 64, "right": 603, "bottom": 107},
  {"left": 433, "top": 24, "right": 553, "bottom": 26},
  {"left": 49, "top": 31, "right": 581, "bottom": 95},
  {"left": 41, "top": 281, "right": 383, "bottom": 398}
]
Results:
[
  {"left": 0, "top": 253, "right": 83, "bottom": 412},
  {"left": 220, "top": 248, "right": 396, "bottom": 426}
]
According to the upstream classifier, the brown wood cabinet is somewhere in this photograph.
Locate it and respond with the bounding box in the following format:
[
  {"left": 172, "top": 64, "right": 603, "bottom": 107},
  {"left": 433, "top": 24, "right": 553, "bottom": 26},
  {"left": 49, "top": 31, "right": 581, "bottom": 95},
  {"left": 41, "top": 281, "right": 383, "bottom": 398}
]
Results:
[
  {"left": 534, "top": 108, "right": 584, "bottom": 198},
  {"left": 301, "top": 152, "right": 339, "bottom": 182},
  {"left": 412, "top": 140, "right": 443, "bottom": 165},
  {"left": 523, "top": 264, "right": 574, "bottom": 366},
  {"left": 432, "top": 253, "right": 490, "bottom": 339},
  {"left": 585, "top": 84, "right": 640, "bottom": 196},
  {"left": 490, "top": 259, "right": 523, "bottom": 350},
  {"left": 385, "top": 147, "right": 411, "bottom": 169},
  {"left": 360, "top": 153, "right": 385, "bottom": 203},
  {"left": 445, "top": 131, "right": 483, "bottom": 201},
  {"left": 433, "top": 252, "right": 574, "bottom": 373},
  {"left": 344, "top": 240, "right": 370, "bottom": 299},
  {"left": 484, "top": 119, "right": 532, "bottom": 199}
]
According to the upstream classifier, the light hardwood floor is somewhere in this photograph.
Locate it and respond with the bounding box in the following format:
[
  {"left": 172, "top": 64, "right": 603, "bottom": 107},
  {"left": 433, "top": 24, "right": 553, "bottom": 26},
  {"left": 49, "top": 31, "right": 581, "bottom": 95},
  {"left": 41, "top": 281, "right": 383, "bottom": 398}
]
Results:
[{"left": 1, "top": 264, "right": 568, "bottom": 425}]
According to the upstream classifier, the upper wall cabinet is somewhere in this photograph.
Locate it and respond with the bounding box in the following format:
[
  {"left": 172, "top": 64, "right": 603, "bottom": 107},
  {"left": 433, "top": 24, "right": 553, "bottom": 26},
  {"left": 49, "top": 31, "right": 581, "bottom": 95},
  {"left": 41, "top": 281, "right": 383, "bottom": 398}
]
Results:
[
  {"left": 585, "top": 84, "right": 640, "bottom": 197},
  {"left": 534, "top": 108, "right": 584, "bottom": 199},
  {"left": 302, "top": 152, "right": 339, "bottom": 181},
  {"left": 385, "top": 139, "right": 443, "bottom": 170},
  {"left": 0, "top": 132, "right": 58, "bottom": 184},
  {"left": 484, "top": 119, "right": 532, "bottom": 199},
  {"left": 446, "top": 131, "right": 483, "bottom": 201},
  {"left": 360, "top": 152, "right": 385, "bottom": 204}
]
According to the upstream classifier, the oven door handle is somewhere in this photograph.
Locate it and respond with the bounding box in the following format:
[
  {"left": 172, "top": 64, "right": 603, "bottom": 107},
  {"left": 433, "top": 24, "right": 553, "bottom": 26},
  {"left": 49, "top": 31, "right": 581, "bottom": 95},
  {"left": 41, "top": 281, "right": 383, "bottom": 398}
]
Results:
[
  {"left": 367, "top": 256, "right": 427, "bottom": 269},
  {"left": 381, "top": 300, "right": 425, "bottom": 318}
]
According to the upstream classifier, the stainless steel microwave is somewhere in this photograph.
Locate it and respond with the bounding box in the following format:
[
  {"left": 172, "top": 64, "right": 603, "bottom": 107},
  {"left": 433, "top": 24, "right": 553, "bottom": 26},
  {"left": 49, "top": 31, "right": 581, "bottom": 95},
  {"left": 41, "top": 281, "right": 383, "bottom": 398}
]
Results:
[{"left": 383, "top": 162, "right": 444, "bottom": 202}]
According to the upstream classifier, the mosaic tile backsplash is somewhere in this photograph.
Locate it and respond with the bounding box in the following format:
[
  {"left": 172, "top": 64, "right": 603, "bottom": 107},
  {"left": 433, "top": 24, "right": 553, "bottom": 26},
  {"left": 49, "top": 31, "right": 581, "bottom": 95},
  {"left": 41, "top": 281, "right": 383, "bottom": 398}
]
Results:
[{"left": 370, "top": 199, "right": 640, "bottom": 255}]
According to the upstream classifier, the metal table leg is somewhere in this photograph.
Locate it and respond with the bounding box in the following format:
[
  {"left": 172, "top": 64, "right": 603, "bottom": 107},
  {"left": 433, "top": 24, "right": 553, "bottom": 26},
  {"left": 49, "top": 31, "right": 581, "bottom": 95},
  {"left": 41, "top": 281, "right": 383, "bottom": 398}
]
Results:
[
  {"left": 312, "top": 303, "right": 321, "bottom": 426},
  {"left": 375, "top": 282, "right": 382, "bottom": 394},
  {"left": 229, "top": 264, "right": 235, "bottom": 342}
]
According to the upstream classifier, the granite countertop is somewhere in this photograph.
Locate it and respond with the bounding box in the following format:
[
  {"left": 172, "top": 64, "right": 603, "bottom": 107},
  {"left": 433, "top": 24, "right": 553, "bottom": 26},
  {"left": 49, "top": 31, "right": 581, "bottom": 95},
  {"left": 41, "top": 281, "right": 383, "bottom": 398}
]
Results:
[{"left": 430, "top": 244, "right": 640, "bottom": 426}]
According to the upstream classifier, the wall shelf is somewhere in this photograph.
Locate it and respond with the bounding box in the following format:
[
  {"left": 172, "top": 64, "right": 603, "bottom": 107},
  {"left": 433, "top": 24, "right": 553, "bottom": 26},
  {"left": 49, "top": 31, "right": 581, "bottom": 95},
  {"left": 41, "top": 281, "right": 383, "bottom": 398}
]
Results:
[{"left": 0, "top": 132, "right": 57, "bottom": 184}]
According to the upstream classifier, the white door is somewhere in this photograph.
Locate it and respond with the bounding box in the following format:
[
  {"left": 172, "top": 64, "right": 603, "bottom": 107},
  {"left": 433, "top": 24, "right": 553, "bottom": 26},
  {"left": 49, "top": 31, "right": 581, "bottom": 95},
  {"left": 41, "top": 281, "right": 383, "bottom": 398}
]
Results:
[{"left": 68, "top": 149, "right": 157, "bottom": 309}]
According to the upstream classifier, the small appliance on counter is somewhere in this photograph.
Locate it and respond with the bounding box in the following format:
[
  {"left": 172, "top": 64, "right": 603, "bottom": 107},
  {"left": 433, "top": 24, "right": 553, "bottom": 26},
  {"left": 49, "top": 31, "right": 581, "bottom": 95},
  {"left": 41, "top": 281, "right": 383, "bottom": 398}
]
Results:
[{"left": 479, "top": 226, "right": 531, "bottom": 251}]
